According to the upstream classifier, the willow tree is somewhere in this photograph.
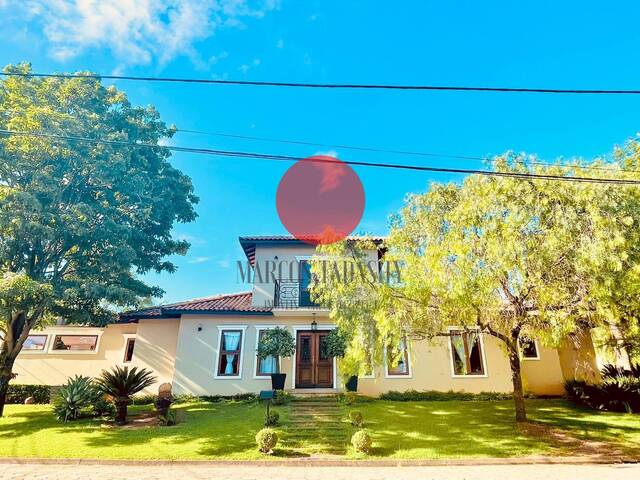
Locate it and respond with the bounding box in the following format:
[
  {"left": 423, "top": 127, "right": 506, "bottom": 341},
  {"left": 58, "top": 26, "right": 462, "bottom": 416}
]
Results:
[
  {"left": 312, "top": 154, "right": 638, "bottom": 422},
  {"left": 0, "top": 64, "right": 198, "bottom": 416}
]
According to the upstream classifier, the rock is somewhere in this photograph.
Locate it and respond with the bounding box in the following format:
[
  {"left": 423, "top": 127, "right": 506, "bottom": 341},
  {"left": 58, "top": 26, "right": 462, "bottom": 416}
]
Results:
[
  {"left": 24, "top": 396, "right": 35, "bottom": 404},
  {"left": 158, "top": 383, "right": 172, "bottom": 398}
]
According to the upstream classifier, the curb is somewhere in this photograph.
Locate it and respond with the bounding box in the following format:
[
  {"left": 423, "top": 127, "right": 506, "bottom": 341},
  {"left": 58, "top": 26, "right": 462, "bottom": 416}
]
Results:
[{"left": 0, "top": 456, "right": 637, "bottom": 467}]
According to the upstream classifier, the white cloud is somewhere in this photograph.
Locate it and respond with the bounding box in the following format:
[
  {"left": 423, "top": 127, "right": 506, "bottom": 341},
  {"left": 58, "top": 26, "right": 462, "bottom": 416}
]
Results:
[
  {"left": 188, "top": 256, "right": 212, "bottom": 264},
  {"left": 238, "top": 57, "right": 261, "bottom": 74},
  {"left": 7, "top": 0, "right": 279, "bottom": 66}
]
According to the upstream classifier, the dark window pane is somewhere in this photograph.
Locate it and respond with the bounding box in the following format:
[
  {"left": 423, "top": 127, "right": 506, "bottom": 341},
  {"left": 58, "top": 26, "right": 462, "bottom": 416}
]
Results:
[
  {"left": 217, "top": 330, "right": 242, "bottom": 376},
  {"left": 520, "top": 337, "right": 538, "bottom": 358},
  {"left": 124, "top": 338, "right": 135, "bottom": 362},
  {"left": 301, "top": 337, "right": 311, "bottom": 361}
]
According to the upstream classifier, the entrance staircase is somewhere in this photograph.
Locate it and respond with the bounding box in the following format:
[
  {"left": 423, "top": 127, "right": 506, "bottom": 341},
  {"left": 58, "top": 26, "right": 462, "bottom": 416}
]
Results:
[{"left": 281, "top": 397, "right": 348, "bottom": 455}]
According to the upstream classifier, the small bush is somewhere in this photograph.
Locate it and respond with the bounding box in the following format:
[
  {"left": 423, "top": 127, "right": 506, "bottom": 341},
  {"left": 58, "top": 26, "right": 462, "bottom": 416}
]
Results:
[
  {"left": 351, "top": 429, "right": 372, "bottom": 454},
  {"left": 565, "top": 377, "right": 640, "bottom": 413},
  {"left": 53, "top": 375, "right": 96, "bottom": 422},
  {"left": 338, "top": 392, "right": 359, "bottom": 405},
  {"left": 379, "top": 389, "right": 515, "bottom": 402},
  {"left": 200, "top": 393, "right": 258, "bottom": 403},
  {"left": 158, "top": 408, "right": 177, "bottom": 426},
  {"left": 256, "top": 428, "right": 278, "bottom": 454},
  {"left": 131, "top": 394, "right": 156, "bottom": 405},
  {"left": 93, "top": 395, "right": 115, "bottom": 418},
  {"left": 272, "top": 391, "right": 293, "bottom": 405},
  {"left": 264, "top": 410, "right": 280, "bottom": 427},
  {"left": 6, "top": 384, "right": 50, "bottom": 404},
  {"left": 349, "top": 410, "right": 364, "bottom": 427}
]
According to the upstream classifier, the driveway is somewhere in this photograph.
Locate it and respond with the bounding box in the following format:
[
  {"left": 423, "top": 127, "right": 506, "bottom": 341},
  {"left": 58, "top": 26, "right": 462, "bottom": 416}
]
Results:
[{"left": 0, "top": 462, "right": 638, "bottom": 480}]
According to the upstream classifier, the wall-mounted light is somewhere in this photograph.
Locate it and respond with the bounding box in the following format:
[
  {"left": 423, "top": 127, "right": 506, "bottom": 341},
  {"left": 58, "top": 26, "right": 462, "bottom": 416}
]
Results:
[
  {"left": 311, "top": 314, "right": 317, "bottom": 332},
  {"left": 197, "top": 323, "right": 203, "bottom": 332}
]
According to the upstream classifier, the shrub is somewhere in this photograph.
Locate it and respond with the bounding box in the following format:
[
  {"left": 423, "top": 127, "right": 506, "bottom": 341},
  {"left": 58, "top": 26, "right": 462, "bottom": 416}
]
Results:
[
  {"left": 322, "top": 328, "right": 348, "bottom": 358},
  {"left": 200, "top": 393, "right": 258, "bottom": 403},
  {"left": 93, "top": 395, "right": 115, "bottom": 418},
  {"left": 338, "top": 392, "right": 359, "bottom": 405},
  {"left": 349, "top": 410, "right": 364, "bottom": 427},
  {"left": 131, "top": 394, "right": 156, "bottom": 405},
  {"left": 6, "top": 384, "right": 50, "bottom": 404},
  {"left": 95, "top": 366, "right": 157, "bottom": 425},
  {"left": 158, "top": 408, "right": 177, "bottom": 426},
  {"left": 379, "top": 389, "right": 514, "bottom": 402},
  {"left": 53, "top": 375, "right": 95, "bottom": 422},
  {"left": 351, "top": 429, "right": 372, "bottom": 454},
  {"left": 565, "top": 375, "right": 640, "bottom": 413},
  {"left": 256, "top": 428, "right": 278, "bottom": 454},
  {"left": 264, "top": 410, "right": 279, "bottom": 427},
  {"left": 272, "top": 390, "right": 293, "bottom": 405}
]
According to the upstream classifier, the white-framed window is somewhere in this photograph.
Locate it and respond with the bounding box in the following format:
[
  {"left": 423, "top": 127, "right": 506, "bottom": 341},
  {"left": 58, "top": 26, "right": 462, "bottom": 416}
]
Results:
[
  {"left": 385, "top": 337, "right": 411, "bottom": 378},
  {"left": 215, "top": 326, "right": 247, "bottom": 379},
  {"left": 448, "top": 328, "right": 487, "bottom": 377},
  {"left": 520, "top": 337, "right": 540, "bottom": 360},
  {"left": 254, "top": 326, "right": 281, "bottom": 379},
  {"left": 123, "top": 335, "right": 136, "bottom": 363},
  {"left": 22, "top": 334, "right": 49, "bottom": 353},
  {"left": 50, "top": 334, "right": 100, "bottom": 353}
]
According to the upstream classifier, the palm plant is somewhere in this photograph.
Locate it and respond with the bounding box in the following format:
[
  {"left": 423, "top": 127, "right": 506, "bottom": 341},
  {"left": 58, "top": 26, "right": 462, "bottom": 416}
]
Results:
[{"left": 95, "top": 366, "right": 156, "bottom": 425}]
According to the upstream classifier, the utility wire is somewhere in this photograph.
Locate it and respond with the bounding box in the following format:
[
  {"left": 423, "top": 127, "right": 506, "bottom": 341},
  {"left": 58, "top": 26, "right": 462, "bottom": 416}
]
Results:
[
  {"left": 2, "top": 71, "right": 640, "bottom": 95},
  {"left": 177, "top": 128, "right": 636, "bottom": 175},
  {"left": 1, "top": 128, "right": 639, "bottom": 185}
]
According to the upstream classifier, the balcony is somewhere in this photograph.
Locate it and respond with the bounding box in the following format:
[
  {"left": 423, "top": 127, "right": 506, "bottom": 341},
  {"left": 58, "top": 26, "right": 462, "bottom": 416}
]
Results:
[{"left": 273, "top": 281, "right": 320, "bottom": 309}]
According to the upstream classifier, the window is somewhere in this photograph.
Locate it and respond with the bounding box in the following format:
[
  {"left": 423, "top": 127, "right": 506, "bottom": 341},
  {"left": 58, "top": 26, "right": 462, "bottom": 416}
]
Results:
[
  {"left": 386, "top": 338, "right": 410, "bottom": 376},
  {"left": 217, "top": 330, "right": 243, "bottom": 377},
  {"left": 450, "top": 330, "right": 485, "bottom": 376},
  {"left": 52, "top": 335, "right": 98, "bottom": 352},
  {"left": 123, "top": 338, "right": 135, "bottom": 362},
  {"left": 255, "top": 329, "right": 278, "bottom": 377},
  {"left": 520, "top": 337, "right": 539, "bottom": 360},
  {"left": 23, "top": 335, "right": 47, "bottom": 351}
]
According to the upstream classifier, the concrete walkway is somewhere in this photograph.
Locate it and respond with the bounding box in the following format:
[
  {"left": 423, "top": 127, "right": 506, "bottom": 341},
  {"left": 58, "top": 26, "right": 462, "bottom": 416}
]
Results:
[{"left": 0, "top": 462, "right": 638, "bottom": 480}]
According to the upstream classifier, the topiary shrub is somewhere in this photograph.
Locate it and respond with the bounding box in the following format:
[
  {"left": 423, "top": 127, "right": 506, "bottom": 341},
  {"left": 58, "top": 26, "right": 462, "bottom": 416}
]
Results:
[
  {"left": 264, "top": 410, "right": 279, "bottom": 427},
  {"left": 351, "top": 429, "right": 372, "bottom": 454},
  {"left": 272, "top": 391, "right": 293, "bottom": 405},
  {"left": 349, "top": 410, "right": 364, "bottom": 427},
  {"left": 53, "top": 375, "right": 95, "bottom": 422},
  {"left": 256, "top": 428, "right": 278, "bottom": 454}
]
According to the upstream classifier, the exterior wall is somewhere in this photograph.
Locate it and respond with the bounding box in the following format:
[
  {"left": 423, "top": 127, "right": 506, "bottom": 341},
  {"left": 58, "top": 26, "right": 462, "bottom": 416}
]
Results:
[
  {"left": 520, "top": 344, "right": 566, "bottom": 396},
  {"left": 558, "top": 328, "right": 601, "bottom": 384},
  {"left": 12, "top": 323, "right": 137, "bottom": 386},
  {"left": 130, "top": 318, "right": 181, "bottom": 393}
]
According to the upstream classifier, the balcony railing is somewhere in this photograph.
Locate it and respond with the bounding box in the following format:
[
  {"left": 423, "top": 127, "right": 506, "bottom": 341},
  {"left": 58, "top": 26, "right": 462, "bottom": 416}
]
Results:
[{"left": 273, "top": 281, "right": 320, "bottom": 309}]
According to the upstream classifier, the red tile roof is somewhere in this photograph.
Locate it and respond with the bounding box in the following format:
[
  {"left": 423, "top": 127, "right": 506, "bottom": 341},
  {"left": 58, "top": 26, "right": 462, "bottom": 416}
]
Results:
[{"left": 119, "top": 292, "right": 271, "bottom": 322}]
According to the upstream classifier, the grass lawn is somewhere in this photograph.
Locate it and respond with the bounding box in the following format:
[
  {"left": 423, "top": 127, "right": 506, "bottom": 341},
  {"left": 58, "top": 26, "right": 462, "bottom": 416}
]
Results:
[{"left": 0, "top": 399, "right": 639, "bottom": 460}]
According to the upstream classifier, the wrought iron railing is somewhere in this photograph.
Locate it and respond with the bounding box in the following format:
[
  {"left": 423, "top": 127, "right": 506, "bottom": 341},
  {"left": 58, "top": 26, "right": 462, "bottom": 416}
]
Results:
[{"left": 273, "top": 281, "right": 319, "bottom": 308}]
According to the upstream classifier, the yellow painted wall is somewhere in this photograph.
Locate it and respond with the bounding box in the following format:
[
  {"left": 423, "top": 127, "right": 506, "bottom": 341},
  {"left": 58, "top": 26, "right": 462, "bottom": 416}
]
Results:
[
  {"left": 12, "top": 323, "right": 137, "bottom": 386},
  {"left": 520, "top": 344, "right": 566, "bottom": 396},
  {"left": 558, "top": 328, "right": 601, "bottom": 384}
]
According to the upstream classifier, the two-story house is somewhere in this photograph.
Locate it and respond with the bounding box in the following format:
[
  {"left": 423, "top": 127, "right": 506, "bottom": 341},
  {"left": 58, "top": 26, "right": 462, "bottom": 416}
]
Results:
[{"left": 12, "top": 236, "right": 600, "bottom": 396}]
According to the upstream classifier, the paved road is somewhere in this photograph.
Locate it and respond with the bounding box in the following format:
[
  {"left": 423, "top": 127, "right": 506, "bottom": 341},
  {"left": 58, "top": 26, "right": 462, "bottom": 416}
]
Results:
[{"left": 0, "top": 462, "right": 639, "bottom": 480}]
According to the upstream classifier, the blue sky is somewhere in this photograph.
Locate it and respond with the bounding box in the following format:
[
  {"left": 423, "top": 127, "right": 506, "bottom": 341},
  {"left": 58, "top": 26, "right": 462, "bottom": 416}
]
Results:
[{"left": 2, "top": 1, "right": 640, "bottom": 304}]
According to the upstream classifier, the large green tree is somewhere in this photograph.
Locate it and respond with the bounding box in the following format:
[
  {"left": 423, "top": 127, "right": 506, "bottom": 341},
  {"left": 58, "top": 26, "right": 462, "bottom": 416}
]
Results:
[
  {"left": 312, "top": 153, "right": 640, "bottom": 422},
  {"left": 0, "top": 64, "right": 198, "bottom": 416}
]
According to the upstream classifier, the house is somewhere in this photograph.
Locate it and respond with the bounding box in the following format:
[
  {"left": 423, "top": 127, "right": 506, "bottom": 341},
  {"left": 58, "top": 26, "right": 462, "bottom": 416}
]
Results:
[{"left": 12, "top": 236, "right": 600, "bottom": 396}]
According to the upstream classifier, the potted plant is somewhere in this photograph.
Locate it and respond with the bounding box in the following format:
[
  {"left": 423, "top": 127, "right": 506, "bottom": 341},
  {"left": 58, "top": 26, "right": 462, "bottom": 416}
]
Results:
[
  {"left": 323, "top": 329, "right": 360, "bottom": 392},
  {"left": 257, "top": 327, "right": 296, "bottom": 390}
]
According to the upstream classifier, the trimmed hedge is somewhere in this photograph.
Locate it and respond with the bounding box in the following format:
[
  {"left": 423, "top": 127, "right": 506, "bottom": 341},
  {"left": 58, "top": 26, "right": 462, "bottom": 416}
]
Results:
[
  {"left": 6, "top": 384, "right": 51, "bottom": 404},
  {"left": 379, "top": 389, "right": 516, "bottom": 402}
]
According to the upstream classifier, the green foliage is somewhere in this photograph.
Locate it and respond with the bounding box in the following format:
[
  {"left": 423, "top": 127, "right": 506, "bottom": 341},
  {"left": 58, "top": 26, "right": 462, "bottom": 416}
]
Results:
[
  {"left": 565, "top": 363, "right": 640, "bottom": 413},
  {"left": 322, "top": 328, "right": 348, "bottom": 357},
  {"left": 0, "top": 63, "right": 197, "bottom": 414},
  {"left": 95, "top": 366, "right": 157, "bottom": 399},
  {"left": 53, "top": 375, "right": 95, "bottom": 422},
  {"left": 348, "top": 410, "right": 364, "bottom": 427},
  {"left": 379, "top": 389, "right": 515, "bottom": 402},
  {"left": 351, "top": 429, "right": 372, "bottom": 454},
  {"left": 200, "top": 393, "right": 258, "bottom": 403},
  {"left": 271, "top": 390, "right": 293, "bottom": 405},
  {"left": 264, "top": 410, "right": 279, "bottom": 427},
  {"left": 5, "top": 384, "right": 50, "bottom": 404},
  {"left": 256, "top": 327, "right": 295, "bottom": 366},
  {"left": 131, "top": 394, "right": 156, "bottom": 405},
  {"left": 158, "top": 407, "right": 177, "bottom": 426},
  {"left": 93, "top": 395, "right": 115, "bottom": 418},
  {"left": 255, "top": 428, "right": 278, "bottom": 454}
]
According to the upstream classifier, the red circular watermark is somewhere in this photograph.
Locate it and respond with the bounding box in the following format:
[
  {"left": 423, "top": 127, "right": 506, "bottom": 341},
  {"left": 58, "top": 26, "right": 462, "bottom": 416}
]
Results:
[{"left": 276, "top": 155, "right": 365, "bottom": 245}]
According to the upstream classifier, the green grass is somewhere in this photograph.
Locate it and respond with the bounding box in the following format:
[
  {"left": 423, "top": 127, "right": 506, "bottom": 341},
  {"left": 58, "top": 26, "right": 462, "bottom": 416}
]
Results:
[{"left": 0, "top": 399, "right": 639, "bottom": 460}]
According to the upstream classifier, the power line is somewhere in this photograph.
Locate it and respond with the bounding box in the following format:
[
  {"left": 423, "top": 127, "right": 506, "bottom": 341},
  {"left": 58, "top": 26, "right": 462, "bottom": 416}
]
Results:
[
  {"left": 2, "top": 71, "right": 640, "bottom": 95},
  {"left": 177, "top": 128, "right": 637, "bottom": 175},
  {"left": 0, "top": 129, "right": 638, "bottom": 185}
]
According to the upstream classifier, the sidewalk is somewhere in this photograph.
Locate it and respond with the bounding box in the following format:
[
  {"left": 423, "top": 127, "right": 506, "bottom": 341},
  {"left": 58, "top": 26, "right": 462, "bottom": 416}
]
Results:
[{"left": 0, "top": 461, "right": 639, "bottom": 480}]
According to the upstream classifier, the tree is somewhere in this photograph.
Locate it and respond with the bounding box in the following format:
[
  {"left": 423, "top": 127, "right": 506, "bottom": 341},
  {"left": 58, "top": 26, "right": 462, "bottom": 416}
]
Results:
[
  {"left": 95, "top": 365, "right": 157, "bottom": 425},
  {"left": 0, "top": 63, "right": 198, "bottom": 416},
  {"left": 311, "top": 153, "right": 639, "bottom": 422}
]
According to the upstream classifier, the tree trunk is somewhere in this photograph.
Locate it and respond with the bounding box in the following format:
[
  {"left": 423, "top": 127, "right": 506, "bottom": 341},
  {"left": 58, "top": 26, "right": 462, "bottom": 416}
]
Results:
[
  {"left": 507, "top": 343, "right": 527, "bottom": 422},
  {"left": 0, "top": 369, "right": 11, "bottom": 418},
  {"left": 115, "top": 397, "right": 129, "bottom": 425}
]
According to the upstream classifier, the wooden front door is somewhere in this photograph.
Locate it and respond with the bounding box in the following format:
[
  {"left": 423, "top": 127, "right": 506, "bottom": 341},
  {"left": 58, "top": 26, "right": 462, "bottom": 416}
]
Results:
[{"left": 295, "top": 330, "right": 334, "bottom": 388}]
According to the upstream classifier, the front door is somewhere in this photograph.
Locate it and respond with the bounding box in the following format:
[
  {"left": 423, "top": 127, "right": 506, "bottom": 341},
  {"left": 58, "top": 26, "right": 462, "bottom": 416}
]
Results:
[{"left": 295, "top": 330, "right": 334, "bottom": 388}]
